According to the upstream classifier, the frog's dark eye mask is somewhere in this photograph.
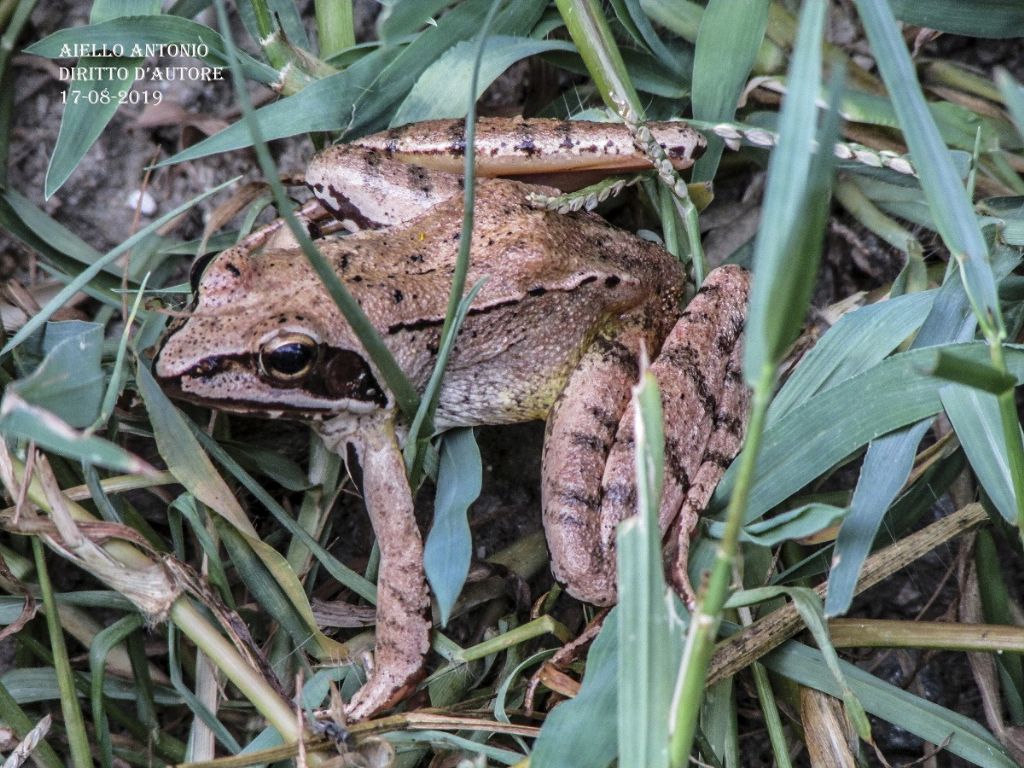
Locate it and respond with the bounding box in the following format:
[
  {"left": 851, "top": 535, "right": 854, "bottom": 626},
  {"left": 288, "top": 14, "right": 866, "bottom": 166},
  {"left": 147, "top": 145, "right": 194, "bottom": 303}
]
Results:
[{"left": 252, "top": 332, "right": 386, "bottom": 406}]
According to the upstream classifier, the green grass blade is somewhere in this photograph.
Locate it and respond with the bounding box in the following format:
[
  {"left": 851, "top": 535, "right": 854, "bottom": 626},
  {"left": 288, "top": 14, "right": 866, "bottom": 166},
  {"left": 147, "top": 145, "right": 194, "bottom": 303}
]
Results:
[
  {"left": 691, "top": 0, "right": 769, "bottom": 182},
  {"left": 975, "top": 529, "right": 1024, "bottom": 722},
  {"left": 218, "top": 521, "right": 316, "bottom": 652},
  {"left": 32, "top": 539, "right": 92, "bottom": 768},
  {"left": 767, "top": 291, "right": 935, "bottom": 423},
  {"left": 731, "top": 587, "right": 870, "bottom": 739},
  {"left": 825, "top": 419, "right": 930, "bottom": 617},
  {"left": 0, "top": 679, "right": 63, "bottom": 768},
  {"left": 314, "top": 0, "right": 353, "bottom": 57},
  {"left": 856, "top": 0, "right": 1002, "bottom": 338},
  {"left": 927, "top": 349, "right": 1019, "bottom": 394},
  {"left": 616, "top": 0, "right": 686, "bottom": 76},
  {"left": 379, "top": 0, "right": 452, "bottom": 39},
  {"left": 888, "top": 0, "right": 1024, "bottom": 39},
  {"left": 44, "top": 57, "right": 139, "bottom": 198},
  {"left": 136, "top": 362, "right": 347, "bottom": 657},
  {"left": 765, "top": 640, "right": 1018, "bottom": 767},
  {"left": 617, "top": 371, "right": 675, "bottom": 768},
  {"left": 8, "top": 322, "right": 103, "bottom": 427},
  {"left": 0, "top": 176, "right": 236, "bottom": 358},
  {"left": 165, "top": 625, "right": 242, "bottom": 755},
  {"left": 189, "top": 426, "right": 376, "bottom": 603},
  {"left": 996, "top": 69, "right": 1024, "bottom": 141},
  {"left": 0, "top": 391, "right": 154, "bottom": 474},
  {"left": 716, "top": 342, "right": 1024, "bottom": 524},
  {"left": 393, "top": 37, "right": 574, "bottom": 124},
  {"left": 707, "top": 502, "right": 846, "bottom": 547},
  {"left": 90, "top": 613, "right": 145, "bottom": 768},
  {"left": 555, "top": 0, "right": 642, "bottom": 116},
  {"left": 742, "top": 1, "right": 830, "bottom": 378}
]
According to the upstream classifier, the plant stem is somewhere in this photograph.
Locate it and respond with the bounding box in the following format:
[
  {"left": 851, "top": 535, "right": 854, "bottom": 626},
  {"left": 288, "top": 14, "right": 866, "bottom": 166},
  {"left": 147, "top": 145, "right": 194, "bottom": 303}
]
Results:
[
  {"left": 668, "top": 362, "right": 774, "bottom": 766},
  {"left": 33, "top": 538, "right": 93, "bottom": 768},
  {"left": 5, "top": 454, "right": 307, "bottom": 756},
  {"left": 987, "top": 341, "right": 1024, "bottom": 536},
  {"left": 315, "top": 0, "right": 354, "bottom": 59}
]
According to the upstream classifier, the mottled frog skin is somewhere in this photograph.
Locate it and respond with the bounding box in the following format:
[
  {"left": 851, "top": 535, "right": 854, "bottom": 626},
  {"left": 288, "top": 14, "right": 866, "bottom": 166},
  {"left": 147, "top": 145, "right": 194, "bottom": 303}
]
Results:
[{"left": 155, "top": 117, "right": 749, "bottom": 719}]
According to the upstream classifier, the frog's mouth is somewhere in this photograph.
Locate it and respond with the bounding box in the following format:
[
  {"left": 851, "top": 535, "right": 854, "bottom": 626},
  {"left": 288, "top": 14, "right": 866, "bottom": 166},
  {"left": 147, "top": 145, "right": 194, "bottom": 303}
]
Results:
[{"left": 154, "top": 347, "right": 389, "bottom": 418}]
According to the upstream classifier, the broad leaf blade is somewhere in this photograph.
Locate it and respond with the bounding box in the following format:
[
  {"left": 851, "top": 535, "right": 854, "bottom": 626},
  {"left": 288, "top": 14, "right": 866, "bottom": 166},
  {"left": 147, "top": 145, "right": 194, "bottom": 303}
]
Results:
[
  {"left": 392, "top": 37, "right": 574, "bottom": 125},
  {"left": 530, "top": 609, "right": 620, "bottom": 768},
  {"left": 716, "top": 343, "right": 1024, "bottom": 523},
  {"left": 941, "top": 384, "right": 1020, "bottom": 524},
  {"left": 9, "top": 322, "right": 103, "bottom": 427},
  {"left": 691, "top": 0, "right": 769, "bottom": 181},
  {"left": 888, "top": 0, "right": 1024, "bottom": 39},
  {"left": 424, "top": 428, "right": 481, "bottom": 626},
  {"left": 0, "top": 393, "right": 152, "bottom": 475}
]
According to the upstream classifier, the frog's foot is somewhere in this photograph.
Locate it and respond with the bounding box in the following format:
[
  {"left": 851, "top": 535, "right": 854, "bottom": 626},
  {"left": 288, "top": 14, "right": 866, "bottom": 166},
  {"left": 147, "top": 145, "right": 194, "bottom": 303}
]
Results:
[
  {"left": 542, "top": 266, "right": 750, "bottom": 607},
  {"left": 339, "top": 420, "right": 432, "bottom": 720},
  {"left": 524, "top": 609, "right": 609, "bottom": 715}
]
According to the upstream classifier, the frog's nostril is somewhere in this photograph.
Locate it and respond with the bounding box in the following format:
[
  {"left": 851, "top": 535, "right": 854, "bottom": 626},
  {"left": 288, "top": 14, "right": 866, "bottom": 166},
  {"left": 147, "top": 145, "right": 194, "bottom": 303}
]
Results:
[{"left": 189, "top": 357, "right": 224, "bottom": 379}]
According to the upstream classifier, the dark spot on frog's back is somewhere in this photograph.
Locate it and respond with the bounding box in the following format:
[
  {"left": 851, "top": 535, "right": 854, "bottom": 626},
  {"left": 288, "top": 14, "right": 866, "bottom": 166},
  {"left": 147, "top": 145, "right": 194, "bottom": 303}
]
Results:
[
  {"left": 447, "top": 122, "right": 466, "bottom": 155},
  {"left": 514, "top": 122, "right": 537, "bottom": 155},
  {"left": 393, "top": 288, "right": 404, "bottom": 304},
  {"left": 555, "top": 120, "right": 574, "bottom": 150},
  {"left": 605, "top": 275, "right": 621, "bottom": 289},
  {"left": 516, "top": 136, "right": 538, "bottom": 155}
]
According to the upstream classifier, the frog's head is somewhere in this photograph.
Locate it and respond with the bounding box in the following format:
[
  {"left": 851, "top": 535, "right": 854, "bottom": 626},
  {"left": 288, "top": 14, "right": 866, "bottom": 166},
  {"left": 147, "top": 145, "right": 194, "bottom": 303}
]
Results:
[{"left": 154, "top": 247, "right": 390, "bottom": 420}]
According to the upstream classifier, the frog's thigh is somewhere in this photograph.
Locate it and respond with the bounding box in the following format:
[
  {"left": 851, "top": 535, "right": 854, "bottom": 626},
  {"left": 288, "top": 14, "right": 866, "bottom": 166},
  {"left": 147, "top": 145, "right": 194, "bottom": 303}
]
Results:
[
  {"left": 342, "top": 419, "right": 431, "bottom": 720},
  {"left": 544, "top": 266, "right": 749, "bottom": 608},
  {"left": 306, "top": 144, "right": 465, "bottom": 229},
  {"left": 639, "top": 265, "right": 749, "bottom": 602},
  {"left": 541, "top": 329, "right": 644, "bottom": 606}
]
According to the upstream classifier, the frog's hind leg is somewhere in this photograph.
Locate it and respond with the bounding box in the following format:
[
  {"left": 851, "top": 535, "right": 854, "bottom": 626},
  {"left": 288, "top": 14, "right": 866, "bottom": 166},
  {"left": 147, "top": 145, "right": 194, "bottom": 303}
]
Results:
[
  {"left": 542, "top": 266, "right": 749, "bottom": 607},
  {"left": 541, "top": 325, "right": 647, "bottom": 606},
  {"left": 657, "top": 267, "right": 750, "bottom": 603},
  {"left": 306, "top": 144, "right": 466, "bottom": 230}
]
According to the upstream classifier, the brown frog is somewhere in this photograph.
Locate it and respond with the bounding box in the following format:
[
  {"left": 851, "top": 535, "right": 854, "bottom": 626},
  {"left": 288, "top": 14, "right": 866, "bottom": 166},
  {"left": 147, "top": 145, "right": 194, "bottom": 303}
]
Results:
[{"left": 154, "top": 117, "right": 750, "bottom": 719}]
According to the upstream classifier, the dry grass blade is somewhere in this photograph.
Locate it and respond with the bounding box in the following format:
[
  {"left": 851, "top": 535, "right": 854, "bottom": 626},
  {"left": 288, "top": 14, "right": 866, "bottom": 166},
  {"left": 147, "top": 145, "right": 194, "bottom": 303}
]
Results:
[{"left": 709, "top": 503, "right": 988, "bottom": 684}]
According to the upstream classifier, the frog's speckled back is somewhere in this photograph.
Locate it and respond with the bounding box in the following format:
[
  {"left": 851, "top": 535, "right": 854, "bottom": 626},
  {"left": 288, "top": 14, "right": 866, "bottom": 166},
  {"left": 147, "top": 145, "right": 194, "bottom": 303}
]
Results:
[{"left": 154, "top": 177, "right": 685, "bottom": 425}]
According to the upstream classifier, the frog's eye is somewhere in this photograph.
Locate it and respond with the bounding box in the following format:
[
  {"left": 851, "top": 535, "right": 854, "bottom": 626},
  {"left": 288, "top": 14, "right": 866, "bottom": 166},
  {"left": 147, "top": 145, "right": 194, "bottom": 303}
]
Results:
[{"left": 259, "top": 333, "right": 319, "bottom": 381}]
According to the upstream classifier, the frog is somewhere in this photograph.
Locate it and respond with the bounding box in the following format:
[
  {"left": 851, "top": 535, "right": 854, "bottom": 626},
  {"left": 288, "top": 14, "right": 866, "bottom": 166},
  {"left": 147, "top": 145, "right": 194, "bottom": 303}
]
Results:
[{"left": 154, "top": 117, "right": 751, "bottom": 720}]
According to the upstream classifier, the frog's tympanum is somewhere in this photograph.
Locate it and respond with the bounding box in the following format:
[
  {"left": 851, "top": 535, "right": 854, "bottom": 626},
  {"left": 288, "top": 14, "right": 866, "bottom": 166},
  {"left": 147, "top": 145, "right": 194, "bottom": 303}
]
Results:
[{"left": 155, "top": 118, "right": 750, "bottom": 719}]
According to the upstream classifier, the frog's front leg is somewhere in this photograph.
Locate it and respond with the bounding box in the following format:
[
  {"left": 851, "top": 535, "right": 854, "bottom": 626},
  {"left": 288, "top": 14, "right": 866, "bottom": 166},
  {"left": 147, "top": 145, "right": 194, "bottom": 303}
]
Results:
[
  {"left": 326, "top": 416, "right": 431, "bottom": 720},
  {"left": 542, "top": 266, "right": 750, "bottom": 606}
]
